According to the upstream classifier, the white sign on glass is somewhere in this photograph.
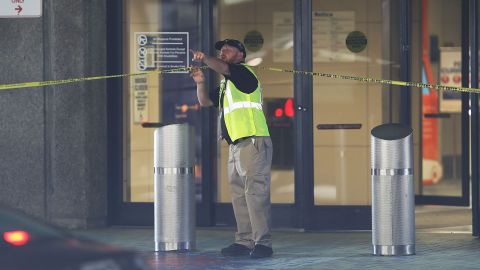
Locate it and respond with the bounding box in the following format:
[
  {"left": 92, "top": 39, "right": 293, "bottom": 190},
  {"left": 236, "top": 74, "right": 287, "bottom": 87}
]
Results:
[
  {"left": 132, "top": 76, "right": 149, "bottom": 124},
  {"left": 439, "top": 47, "right": 462, "bottom": 113},
  {"left": 134, "top": 32, "right": 189, "bottom": 73},
  {"left": 273, "top": 11, "right": 355, "bottom": 63}
]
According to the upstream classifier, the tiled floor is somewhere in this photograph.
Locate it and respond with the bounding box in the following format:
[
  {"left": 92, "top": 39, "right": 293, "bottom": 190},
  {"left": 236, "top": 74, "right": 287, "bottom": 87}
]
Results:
[{"left": 74, "top": 226, "right": 480, "bottom": 270}]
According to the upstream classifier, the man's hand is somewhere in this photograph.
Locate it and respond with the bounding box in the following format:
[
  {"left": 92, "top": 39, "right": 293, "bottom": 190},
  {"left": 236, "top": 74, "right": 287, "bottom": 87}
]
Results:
[
  {"left": 190, "top": 49, "right": 205, "bottom": 63},
  {"left": 190, "top": 48, "right": 230, "bottom": 76},
  {"left": 190, "top": 67, "right": 205, "bottom": 84}
]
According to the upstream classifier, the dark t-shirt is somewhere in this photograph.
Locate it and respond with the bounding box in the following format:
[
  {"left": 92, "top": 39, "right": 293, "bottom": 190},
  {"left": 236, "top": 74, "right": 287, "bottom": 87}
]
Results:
[{"left": 209, "top": 63, "right": 258, "bottom": 144}]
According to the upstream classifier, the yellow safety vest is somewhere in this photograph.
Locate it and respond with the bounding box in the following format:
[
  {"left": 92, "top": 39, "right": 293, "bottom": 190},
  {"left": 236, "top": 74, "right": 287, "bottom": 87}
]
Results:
[{"left": 219, "top": 64, "right": 270, "bottom": 142}]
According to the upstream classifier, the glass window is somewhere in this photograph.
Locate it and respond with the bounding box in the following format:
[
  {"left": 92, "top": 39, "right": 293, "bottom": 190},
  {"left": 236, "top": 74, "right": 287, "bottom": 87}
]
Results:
[{"left": 123, "top": 0, "right": 202, "bottom": 202}]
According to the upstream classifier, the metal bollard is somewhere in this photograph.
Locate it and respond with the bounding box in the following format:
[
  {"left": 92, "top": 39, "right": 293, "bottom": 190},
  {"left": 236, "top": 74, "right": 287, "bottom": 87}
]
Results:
[
  {"left": 154, "top": 124, "right": 195, "bottom": 251},
  {"left": 371, "top": 123, "right": 415, "bottom": 256}
]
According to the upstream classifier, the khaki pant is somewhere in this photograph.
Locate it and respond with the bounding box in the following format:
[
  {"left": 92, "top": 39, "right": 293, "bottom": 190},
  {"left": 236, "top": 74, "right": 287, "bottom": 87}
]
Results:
[{"left": 228, "top": 136, "right": 273, "bottom": 248}]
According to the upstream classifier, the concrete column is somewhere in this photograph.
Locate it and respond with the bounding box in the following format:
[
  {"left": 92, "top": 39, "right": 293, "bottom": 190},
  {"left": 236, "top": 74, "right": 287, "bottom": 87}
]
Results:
[
  {"left": 0, "top": 18, "right": 46, "bottom": 219},
  {"left": 44, "top": 0, "right": 108, "bottom": 228},
  {"left": 0, "top": 0, "right": 108, "bottom": 229}
]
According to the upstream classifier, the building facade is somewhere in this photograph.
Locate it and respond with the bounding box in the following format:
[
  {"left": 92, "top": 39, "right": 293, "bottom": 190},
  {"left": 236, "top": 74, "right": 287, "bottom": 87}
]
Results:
[{"left": 0, "top": 0, "right": 478, "bottom": 234}]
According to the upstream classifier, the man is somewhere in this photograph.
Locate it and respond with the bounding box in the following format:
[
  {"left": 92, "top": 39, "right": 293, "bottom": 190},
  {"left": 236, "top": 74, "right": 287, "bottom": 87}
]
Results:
[{"left": 190, "top": 39, "right": 273, "bottom": 259}]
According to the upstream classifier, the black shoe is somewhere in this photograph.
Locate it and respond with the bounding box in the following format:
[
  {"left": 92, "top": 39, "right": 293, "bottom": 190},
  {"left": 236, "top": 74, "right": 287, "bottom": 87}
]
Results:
[
  {"left": 249, "top": 244, "right": 273, "bottom": 259},
  {"left": 221, "top": 243, "right": 252, "bottom": 256}
]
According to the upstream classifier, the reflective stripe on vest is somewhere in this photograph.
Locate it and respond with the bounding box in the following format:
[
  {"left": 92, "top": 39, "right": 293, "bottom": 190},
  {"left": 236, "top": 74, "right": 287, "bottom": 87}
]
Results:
[
  {"left": 223, "top": 80, "right": 263, "bottom": 115},
  {"left": 223, "top": 101, "right": 263, "bottom": 115}
]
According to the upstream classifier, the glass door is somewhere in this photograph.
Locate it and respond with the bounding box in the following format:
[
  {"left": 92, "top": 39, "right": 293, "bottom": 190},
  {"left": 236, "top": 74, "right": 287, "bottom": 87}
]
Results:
[
  {"left": 117, "top": 0, "right": 205, "bottom": 225},
  {"left": 412, "top": 0, "right": 469, "bottom": 205},
  {"left": 215, "top": 0, "right": 298, "bottom": 227},
  {"left": 310, "top": 0, "right": 382, "bottom": 230}
]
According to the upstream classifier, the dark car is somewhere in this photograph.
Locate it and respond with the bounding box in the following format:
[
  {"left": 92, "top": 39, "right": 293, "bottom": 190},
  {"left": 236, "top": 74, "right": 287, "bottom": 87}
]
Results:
[{"left": 0, "top": 206, "right": 151, "bottom": 270}]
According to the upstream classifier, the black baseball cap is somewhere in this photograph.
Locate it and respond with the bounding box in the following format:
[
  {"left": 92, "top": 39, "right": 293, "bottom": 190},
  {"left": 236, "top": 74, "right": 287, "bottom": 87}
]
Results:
[{"left": 215, "top": 39, "right": 247, "bottom": 58}]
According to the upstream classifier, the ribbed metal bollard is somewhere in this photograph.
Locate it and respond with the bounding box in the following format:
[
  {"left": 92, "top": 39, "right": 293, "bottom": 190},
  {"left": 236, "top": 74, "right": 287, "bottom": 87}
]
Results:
[
  {"left": 154, "top": 124, "right": 195, "bottom": 251},
  {"left": 371, "top": 123, "right": 415, "bottom": 256}
]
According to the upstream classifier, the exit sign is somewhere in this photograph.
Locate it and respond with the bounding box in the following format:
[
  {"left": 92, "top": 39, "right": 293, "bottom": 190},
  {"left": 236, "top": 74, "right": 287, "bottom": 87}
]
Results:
[{"left": 0, "top": 0, "right": 42, "bottom": 18}]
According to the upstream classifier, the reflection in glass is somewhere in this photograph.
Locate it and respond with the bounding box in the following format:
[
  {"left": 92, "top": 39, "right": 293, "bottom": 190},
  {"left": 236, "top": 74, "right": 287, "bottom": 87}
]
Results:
[
  {"left": 123, "top": 0, "right": 202, "bottom": 202},
  {"left": 217, "top": 0, "right": 295, "bottom": 203},
  {"left": 419, "top": 0, "right": 462, "bottom": 197},
  {"left": 312, "top": 0, "right": 382, "bottom": 205}
]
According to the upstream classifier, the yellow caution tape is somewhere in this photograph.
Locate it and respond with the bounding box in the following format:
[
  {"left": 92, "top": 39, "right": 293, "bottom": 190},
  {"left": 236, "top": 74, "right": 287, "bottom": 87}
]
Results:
[
  {"left": 0, "top": 66, "right": 205, "bottom": 91},
  {"left": 255, "top": 66, "right": 479, "bottom": 94},
  {"left": 0, "top": 65, "right": 478, "bottom": 94}
]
